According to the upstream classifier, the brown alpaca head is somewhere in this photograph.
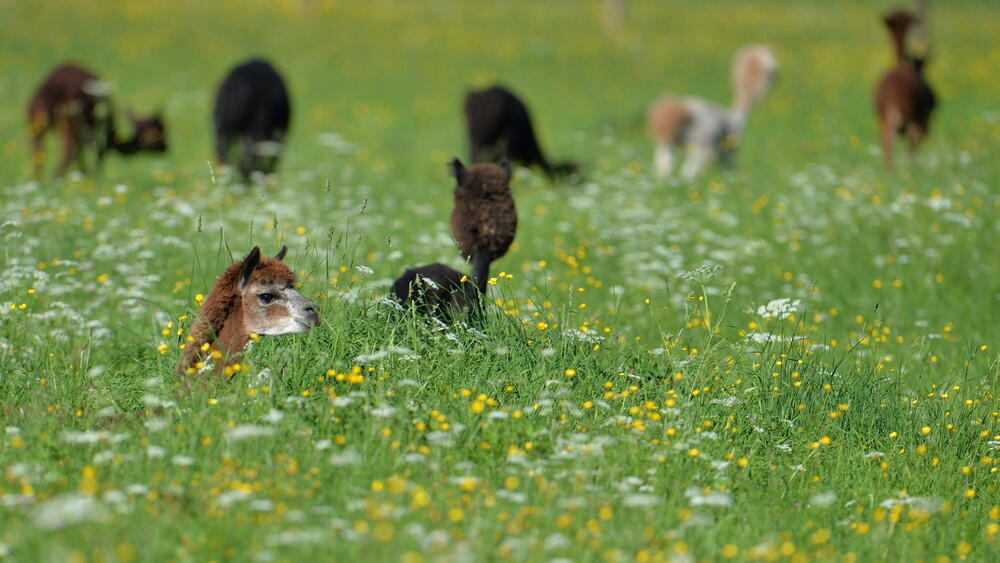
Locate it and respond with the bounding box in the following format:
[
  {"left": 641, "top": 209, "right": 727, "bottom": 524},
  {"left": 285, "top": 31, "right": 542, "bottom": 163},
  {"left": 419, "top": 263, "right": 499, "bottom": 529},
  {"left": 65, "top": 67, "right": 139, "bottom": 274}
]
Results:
[
  {"left": 236, "top": 246, "right": 319, "bottom": 335},
  {"left": 731, "top": 45, "right": 778, "bottom": 114},
  {"left": 450, "top": 158, "right": 512, "bottom": 199},
  {"left": 883, "top": 10, "right": 916, "bottom": 39},
  {"left": 123, "top": 110, "right": 168, "bottom": 153},
  {"left": 178, "top": 246, "right": 320, "bottom": 375}
]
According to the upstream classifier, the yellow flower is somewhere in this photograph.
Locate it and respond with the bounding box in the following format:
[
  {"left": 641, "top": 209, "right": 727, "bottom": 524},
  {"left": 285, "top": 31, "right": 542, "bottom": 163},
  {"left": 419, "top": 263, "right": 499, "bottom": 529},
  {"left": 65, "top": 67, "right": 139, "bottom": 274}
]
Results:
[{"left": 810, "top": 528, "right": 831, "bottom": 545}]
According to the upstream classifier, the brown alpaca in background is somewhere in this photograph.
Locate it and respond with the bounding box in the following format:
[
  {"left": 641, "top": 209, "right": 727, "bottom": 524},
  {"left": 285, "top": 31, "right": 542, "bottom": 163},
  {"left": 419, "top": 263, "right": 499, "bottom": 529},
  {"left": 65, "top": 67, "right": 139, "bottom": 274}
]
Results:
[
  {"left": 177, "top": 246, "right": 320, "bottom": 375},
  {"left": 27, "top": 63, "right": 167, "bottom": 178},
  {"left": 449, "top": 159, "right": 517, "bottom": 295},
  {"left": 391, "top": 263, "right": 480, "bottom": 321},
  {"left": 874, "top": 9, "right": 936, "bottom": 168}
]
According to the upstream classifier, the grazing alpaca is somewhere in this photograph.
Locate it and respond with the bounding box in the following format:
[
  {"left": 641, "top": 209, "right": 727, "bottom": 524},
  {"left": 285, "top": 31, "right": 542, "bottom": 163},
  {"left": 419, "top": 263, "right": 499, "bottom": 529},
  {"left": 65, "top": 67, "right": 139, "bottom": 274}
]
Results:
[
  {"left": 464, "top": 85, "right": 577, "bottom": 178},
  {"left": 27, "top": 63, "right": 167, "bottom": 178},
  {"left": 391, "top": 263, "right": 480, "bottom": 320},
  {"left": 213, "top": 59, "right": 291, "bottom": 181},
  {"left": 177, "top": 246, "right": 320, "bottom": 375},
  {"left": 647, "top": 45, "right": 777, "bottom": 180},
  {"left": 874, "top": 10, "right": 936, "bottom": 168},
  {"left": 449, "top": 159, "right": 518, "bottom": 294}
]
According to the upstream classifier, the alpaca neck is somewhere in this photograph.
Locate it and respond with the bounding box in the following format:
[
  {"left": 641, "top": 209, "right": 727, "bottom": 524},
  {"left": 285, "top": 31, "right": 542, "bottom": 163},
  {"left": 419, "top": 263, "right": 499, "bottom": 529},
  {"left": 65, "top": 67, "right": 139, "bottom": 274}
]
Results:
[
  {"left": 729, "top": 95, "right": 752, "bottom": 133},
  {"left": 216, "top": 298, "right": 250, "bottom": 362}
]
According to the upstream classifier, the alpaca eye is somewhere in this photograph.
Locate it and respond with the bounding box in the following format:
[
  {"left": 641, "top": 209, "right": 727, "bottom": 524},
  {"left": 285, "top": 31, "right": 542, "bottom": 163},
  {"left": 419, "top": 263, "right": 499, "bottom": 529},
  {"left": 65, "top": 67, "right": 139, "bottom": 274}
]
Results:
[{"left": 259, "top": 293, "right": 277, "bottom": 304}]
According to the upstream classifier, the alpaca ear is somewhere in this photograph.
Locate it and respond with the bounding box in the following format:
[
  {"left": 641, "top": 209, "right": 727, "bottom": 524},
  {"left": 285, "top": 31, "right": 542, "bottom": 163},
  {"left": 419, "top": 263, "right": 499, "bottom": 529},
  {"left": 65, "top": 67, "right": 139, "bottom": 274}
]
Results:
[
  {"left": 449, "top": 158, "right": 467, "bottom": 184},
  {"left": 498, "top": 159, "right": 512, "bottom": 180},
  {"left": 274, "top": 246, "right": 288, "bottom": 261},
  {"left": 239, "top": 247, "right": 262, "bottom": 290}
]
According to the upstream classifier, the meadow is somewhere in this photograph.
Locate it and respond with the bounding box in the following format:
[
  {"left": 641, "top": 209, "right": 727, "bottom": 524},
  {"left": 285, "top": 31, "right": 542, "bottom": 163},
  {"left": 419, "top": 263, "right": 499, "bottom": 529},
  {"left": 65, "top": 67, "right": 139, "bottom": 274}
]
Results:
[{"left": 1, "top": 0, "right": 999, "bottom": 560}]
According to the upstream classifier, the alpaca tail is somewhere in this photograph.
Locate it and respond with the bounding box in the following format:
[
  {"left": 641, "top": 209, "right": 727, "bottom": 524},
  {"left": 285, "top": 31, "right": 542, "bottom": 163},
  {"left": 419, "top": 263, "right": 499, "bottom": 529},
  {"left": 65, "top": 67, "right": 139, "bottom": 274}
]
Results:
[{"left": 471, "top": 250, "right": 491, "bottom": 295}]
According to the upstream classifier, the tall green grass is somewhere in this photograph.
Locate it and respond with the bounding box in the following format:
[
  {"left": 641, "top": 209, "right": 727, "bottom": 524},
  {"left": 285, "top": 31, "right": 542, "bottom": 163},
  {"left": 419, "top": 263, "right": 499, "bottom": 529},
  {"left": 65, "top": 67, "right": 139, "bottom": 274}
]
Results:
[{"left": 1, "top": 1, "right": 998, "bottom": 560}]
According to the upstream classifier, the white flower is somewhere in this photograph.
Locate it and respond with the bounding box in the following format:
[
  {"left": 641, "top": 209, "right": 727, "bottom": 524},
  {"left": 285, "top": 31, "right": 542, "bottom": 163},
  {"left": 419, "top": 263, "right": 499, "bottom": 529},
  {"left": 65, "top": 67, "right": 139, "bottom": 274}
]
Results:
[
  {"left": 756, "top": 298, "right": 802, "bottom": 320},
  {"left": 809, "top": 491, "right": 837, "bottom": 507},
  {"left": 225, "top": 424, "right": 276, "bottom": 441},
  {"left": 329, "top": 449, "right": 362, "bottom": 467},
  {"left": 709, "top": 396, "right": 740, "bottom": 407},
  {"left": 144, "top": 418, "right": 168, "bottom": 432},
  {"left": 171, "top": 455, "right": 194, "bottom": 467},
  {"left": 370, "top": 406, "right": 397, "bottom": 419},
  {"left": 61, "top": 430, "right": 128, "bottom": 445},
  {"left": 685, "top": 486, "right": 733, "bottom": 507},
  {"left": 217, "top": 489, "right": 253, "bottom": 508},
  {"left": 622, "top": 494, "right": 661, "bottom": 507},
  {"left": 261, "top": 409, "right": 284, "bottom": 424},
  {"left": 33, "top": 494, "right": 109, "bottom": 529}
]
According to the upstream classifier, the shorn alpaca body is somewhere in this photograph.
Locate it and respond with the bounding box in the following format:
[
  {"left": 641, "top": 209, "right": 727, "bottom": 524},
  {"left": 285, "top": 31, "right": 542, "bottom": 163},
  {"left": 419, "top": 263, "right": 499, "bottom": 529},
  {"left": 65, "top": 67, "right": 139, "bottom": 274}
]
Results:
[
  {"left": 449, "top": 159, "right": 517, "bottom": 294},
  {"left": 874, "top": 10, "right": 936, "bottom": 168},
  {"left": 178, "top": 247, "right": 319, "bottom": 375},
  {"left": 464, "top": 86, "right": 577, "bottom": 178},
  {"left": 27, "top": 63, "right": 167, "bottom": 178},
  {"left": 392, "top": 263, "right": 480, "bottom": 321},
  {"left": 647, "top": 45, "right": 777, "bottom": 180},
  {"left": 213, "top": 59, "right": 291, "bottom": 181}
]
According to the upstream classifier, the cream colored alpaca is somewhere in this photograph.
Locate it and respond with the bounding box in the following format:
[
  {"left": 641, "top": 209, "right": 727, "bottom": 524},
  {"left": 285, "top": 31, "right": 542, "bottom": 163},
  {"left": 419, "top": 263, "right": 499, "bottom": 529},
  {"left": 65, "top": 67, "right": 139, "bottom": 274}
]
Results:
[{"left": 648, "top": 45, "right": 778, "bottom": 180}]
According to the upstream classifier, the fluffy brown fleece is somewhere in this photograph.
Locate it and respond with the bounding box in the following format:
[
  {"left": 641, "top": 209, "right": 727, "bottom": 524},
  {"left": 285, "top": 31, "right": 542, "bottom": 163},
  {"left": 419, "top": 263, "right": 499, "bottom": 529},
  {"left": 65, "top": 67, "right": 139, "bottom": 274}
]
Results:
[
  {"left": 874, "top": 9, "right": 936, "bottom": 168},
  {"left": 177, "top": 255, "right": 296, "bottom": 375},
  {"left": 449, "top": 159, "right": 517, "bottom": 293}
]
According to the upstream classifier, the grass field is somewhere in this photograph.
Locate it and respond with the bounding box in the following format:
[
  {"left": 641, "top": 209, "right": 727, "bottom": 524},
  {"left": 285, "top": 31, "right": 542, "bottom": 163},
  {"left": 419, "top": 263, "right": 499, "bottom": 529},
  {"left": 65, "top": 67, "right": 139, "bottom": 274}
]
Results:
[{"left": 2, "top": 0, "right": 1000, "bottom": 560}]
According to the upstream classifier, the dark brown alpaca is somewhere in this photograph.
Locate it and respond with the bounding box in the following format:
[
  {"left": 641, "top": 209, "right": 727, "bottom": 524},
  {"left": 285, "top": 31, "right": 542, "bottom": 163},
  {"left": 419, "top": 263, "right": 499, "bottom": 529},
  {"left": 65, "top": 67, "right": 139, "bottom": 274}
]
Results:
[
  {"left": 449, "top": 159, "right": 517, "bottom": 294},
  {"left": 874, "top": 10, "right": 936, "bottom": 168},
  {"left": 178, "top": 246, "right": 320, "bottom": 375},
  {"left": 391, "top": 263, "right": 480, "bottom": 320},
  {"left": 27, "top": 63, "right": 167, "bottom": 178}
]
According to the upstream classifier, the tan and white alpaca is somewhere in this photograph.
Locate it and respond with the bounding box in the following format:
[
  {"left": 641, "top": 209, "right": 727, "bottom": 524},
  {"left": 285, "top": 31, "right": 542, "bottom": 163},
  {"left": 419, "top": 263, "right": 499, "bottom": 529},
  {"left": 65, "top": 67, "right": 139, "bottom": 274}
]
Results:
[
  {"left": 177, "top": 246, "right": 320, "bottom": 375},
  {"left": 647, "top": 45, "right": 778, "bottom": 180}
]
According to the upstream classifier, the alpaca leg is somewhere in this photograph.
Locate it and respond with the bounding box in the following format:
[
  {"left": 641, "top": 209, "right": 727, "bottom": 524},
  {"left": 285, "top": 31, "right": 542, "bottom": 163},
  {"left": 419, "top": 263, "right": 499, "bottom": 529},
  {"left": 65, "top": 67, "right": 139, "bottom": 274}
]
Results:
[
  {"left": 879, "top": 112, "right": 899, "bottom": 169},
  {"left": 57, "top": 122, "right": 79, "bottom": 177},
  {"left": 680, "top": 143, "right": 712, "bottom": 180},
  {"left": 906, "top": 122, "right": 926, "bottom": 163},
  {"left": 30, "top": 129, "right": 46, "bottom": 180},
  {"left": 653, "top": 143, "right": 674, "bottom": 178}
]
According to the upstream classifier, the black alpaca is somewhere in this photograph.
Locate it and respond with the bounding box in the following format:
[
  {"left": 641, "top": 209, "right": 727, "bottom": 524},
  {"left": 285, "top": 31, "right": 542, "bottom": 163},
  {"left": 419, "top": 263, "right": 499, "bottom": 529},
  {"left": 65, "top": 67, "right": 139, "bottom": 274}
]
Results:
[
  {"left": 463, "top": 85, "right": 577, "bottom": 178},
  {"left": 213, "top": 59, "right": 291, "bottom": 180},
  {"left": 449, "top": 159, "right": 518, "bottom": 294},
  {"left": 391, "top": 263, "right": 480, "bottom": 321}
]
